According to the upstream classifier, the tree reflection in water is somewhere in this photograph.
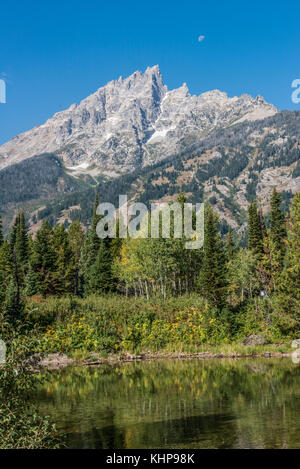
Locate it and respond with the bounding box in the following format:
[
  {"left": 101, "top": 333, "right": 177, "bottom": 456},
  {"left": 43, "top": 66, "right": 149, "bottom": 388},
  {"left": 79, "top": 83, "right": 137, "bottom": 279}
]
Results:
[{"left": 34, "top": 358, "right": 300, "bottom": 449}]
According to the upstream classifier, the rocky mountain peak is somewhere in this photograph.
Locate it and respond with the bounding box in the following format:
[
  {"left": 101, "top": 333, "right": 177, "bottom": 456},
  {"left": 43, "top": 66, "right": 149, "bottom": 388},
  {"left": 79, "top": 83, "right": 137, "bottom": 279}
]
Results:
[{"left": 0, "top": 66, "right": 278, "bottom": 176}]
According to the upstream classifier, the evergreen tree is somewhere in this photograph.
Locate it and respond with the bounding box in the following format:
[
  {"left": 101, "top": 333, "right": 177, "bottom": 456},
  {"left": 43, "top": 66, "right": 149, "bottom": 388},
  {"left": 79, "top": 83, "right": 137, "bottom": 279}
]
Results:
[
  {"left": 197, "top": 205, "right": 227, "bottom": 307},
  {"left": 257, "top": 233, "right": 274, "bottom": 293},
  {"left": 258, "top": 202, "right": 267, "bottom": 240},
  {"left": 52, "top": 224, "right": 77, "bottom": 295},
  {"left": 90, "top": 192, "right": 101, "bottom": 255},
  {"left": 25, "top": 265, "right": 40, "bottom": 297},
  {"left": 80, "top": 193, "right": 107, "bottom": 294},
  {"left": 88, "top": 240, "right": 113, "bottom": 293},
  {"left": 4, "top": 275, "right": 25, "bottom": 322},
  {"left": 0, "top": 215, "right": 3, "bottom": 247},
  {"left": 248, "top": 202, "right": 264, "bottom": 257},
  {"left": 4, "top": 226, "right": 24, "bottom": 321},
  {"left": 10, "top": 213, "right": 20, "bottom": 253},
  {"left": 0, "top": 240, "right": 13, "bottom": 306},
  {"left": 225, "top": 227, "right": 235, "bottom": 260},
  {"left": 177, "top": 190, "right": 186, "bottom": 209},
  {"left": 30, "top": 221, "right": 57, "bottom": 297},
  {"left": 256, "top": 190, "right": 287, "bottom": 293},
  {"left": 68, "top": 220, "right": 85, "bottom": 295},
  {"left": 15, "top": 212, "right": 28, "bottom": 265},
  {"left": 14, "top": 212, "right": 29, "bottom": 283},
  {"left": 110, "top": 218, "right": 123, "bottom": 260},
  {"left": 270, "top": 188, "right": 287, "bottom": 268},
  {"left": 274, "top": 192, "right": 300, "bottom": 332}
]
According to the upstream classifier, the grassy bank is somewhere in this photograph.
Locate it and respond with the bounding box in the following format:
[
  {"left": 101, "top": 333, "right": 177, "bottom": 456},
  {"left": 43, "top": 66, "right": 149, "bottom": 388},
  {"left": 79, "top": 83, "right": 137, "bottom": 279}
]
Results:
[{"left": 22, "top": 293, "right": 294, "bottom": 359}]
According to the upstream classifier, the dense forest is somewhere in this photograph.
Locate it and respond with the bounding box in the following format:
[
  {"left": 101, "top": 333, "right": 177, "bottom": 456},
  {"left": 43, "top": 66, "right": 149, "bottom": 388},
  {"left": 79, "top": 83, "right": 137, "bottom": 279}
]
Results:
[{"left": 0, "top": 187, "right": 299, "bottom": 342}]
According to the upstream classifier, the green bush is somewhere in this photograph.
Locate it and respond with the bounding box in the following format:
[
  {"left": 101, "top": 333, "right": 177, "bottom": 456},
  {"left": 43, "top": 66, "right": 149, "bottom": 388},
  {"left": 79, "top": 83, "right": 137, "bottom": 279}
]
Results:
[{"left": 0, "top": 328, "right": 62, "bottom": 449}]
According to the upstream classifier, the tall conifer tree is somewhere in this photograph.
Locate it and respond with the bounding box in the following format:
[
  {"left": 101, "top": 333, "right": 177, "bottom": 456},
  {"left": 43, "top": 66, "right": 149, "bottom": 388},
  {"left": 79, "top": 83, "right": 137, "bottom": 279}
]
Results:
[
  {"left": 197, "top": 205, "right": 227, "bottom": 307},
  {"left": 225, "top": 227, "right": 235, "bottom": 260},
  {"left": 30, "top": 221, "right": 57, "bottom": 297},
  {"left": 270, "top": 188, "right": 287, "bottom": 268},
  {"left": 0, "top": 240, "right": 13, "bottom": 305},
  {"left": 275, "top": 192, "right": 300, "bottom": 330},
  {"left": 15, "top": 212, "right": 29, "bottom": 283},
  {"left": 0, "top": 215, "right": 3, "bottom": 247},
  {"left": 68, "top": 220, "right": 85, "bottom": 295},
  {"left": 248, "top": 202, "right": 264, "bottom": 257},
  {"left": 52, "top": 224, "right": 77, "bottom": 294},
  {"left": 88, "top": 240, "right": 113, "bottom": 293}
]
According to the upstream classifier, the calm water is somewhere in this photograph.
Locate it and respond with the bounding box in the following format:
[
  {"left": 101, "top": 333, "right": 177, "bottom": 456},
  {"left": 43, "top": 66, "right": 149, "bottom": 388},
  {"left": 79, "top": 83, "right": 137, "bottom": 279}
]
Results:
[{"left": 35, "top": 358, "right": 300, "bottom": 449}]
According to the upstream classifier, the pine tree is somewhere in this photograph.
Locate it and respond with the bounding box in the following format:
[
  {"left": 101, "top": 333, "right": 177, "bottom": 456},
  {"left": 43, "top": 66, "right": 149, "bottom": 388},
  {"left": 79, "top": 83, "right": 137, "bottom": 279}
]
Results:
[
  {"left": 14, "top": 212, "right": 29, "bottom": 284},
  {"left": 30, "top": 221, "right": 57, "bottom": 297},
  {"left": 177, "top": 190, "right": 186, "bottom": 208},
  {"left": 88, "top": 240, "right": 113, "bottom": 293},
  {"left": 25, "top": 265, "right": 40, "bottom": 297},
  {"left": 258, "top": 200, "right": 267, "bottom": 240},
  {"left": 110, "top": 218, "right": 123, "bottom": 260},
  {"left": 270, "top": 188, "right": 287, "bottom": 268},
  {"left": 90, "top": 192, "right": 101, "bottom": 255},
  {"left": 248, "top": 202, "right": 264, "bottom": 257},
  {"left": 255, "top": 190, "right": 288, "bottom": 294},
  {"left": 274, "top": 192, "right": 300, "bottom": 332},
  {"left": 52, "top": 224, "right": 77, "bottom": 294},
  {"left": 4, "top": 226, "right": 24, "bottom": 322},
  {"left": 197, "top": 204, "right": 227, "bottom": 307},
  {"left": 68, "top": 220, "right": 85, "bottom": 295},
  {"left": 0, "top": 240, "right": 13, "bottom": 306},
  {"left": 15, "top": 212, "right": 28, "bottom": 265},
  {"left": 257, "top": 233, "right": 274, "bottom": 293},
  {"left": 10, "top": 213, "right": 22, "bottom": 254},
  {"left": 4, "top": 275, "right": 24, "bottom": 322},
  {"left": 80, "top": 193, "right": 106, "bottom": 294},
  {"left": 225, "top": 227, "right": 235, "bottom": 260},
  {"left": 0, "top": 215, "right": 3, "bottom": 247},
  {"left": 285, "top": 192, "right": 300, "bottom": 295}
]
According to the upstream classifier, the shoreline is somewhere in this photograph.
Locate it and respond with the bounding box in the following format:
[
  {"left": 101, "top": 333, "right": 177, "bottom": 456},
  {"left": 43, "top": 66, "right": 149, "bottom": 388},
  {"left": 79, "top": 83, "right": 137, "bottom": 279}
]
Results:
[{"left": 35, "top": 348, "right": 295, "bottom": 370}]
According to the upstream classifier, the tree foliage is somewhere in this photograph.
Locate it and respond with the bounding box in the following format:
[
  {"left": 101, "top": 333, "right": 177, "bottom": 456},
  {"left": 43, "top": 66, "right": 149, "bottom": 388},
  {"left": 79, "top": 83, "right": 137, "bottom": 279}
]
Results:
[{"left": 0, "top": 188, "right": 298, "bottom": 336}]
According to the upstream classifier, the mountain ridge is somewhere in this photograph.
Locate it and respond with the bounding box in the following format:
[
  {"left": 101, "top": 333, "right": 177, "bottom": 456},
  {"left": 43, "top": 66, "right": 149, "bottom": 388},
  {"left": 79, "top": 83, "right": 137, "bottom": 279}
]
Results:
[
  {"left": 0, "top": 65, "right": 277, "bottom": 175},
  {"left": 0, "top": 66, "right": 299, "bottom": 235}
]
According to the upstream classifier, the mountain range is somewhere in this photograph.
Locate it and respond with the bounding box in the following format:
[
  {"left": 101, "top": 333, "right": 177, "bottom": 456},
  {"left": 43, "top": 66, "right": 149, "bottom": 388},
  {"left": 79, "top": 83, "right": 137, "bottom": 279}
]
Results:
[{"left": 0, "top": 65, "right": 299, "bottom": 235}]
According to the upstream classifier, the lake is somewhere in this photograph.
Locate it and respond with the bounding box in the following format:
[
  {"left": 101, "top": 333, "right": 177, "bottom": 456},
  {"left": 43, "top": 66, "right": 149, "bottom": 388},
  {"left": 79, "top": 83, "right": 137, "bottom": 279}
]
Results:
[{"left": 35, "top": 358, "right": 300, "bottom": 449}]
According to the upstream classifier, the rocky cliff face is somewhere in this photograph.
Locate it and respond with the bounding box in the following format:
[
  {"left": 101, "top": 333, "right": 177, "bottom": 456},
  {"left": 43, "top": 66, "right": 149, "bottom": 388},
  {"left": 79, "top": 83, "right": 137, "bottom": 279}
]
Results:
[{"left": 0, "top": 66, "right": 277, "bottom": 176}]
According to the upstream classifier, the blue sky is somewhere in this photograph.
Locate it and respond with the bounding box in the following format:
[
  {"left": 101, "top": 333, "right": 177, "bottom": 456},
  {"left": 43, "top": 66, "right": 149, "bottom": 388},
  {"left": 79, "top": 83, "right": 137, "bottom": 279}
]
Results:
[{"left": 0, "top": 0, "right": 299, "bottom": 144}]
